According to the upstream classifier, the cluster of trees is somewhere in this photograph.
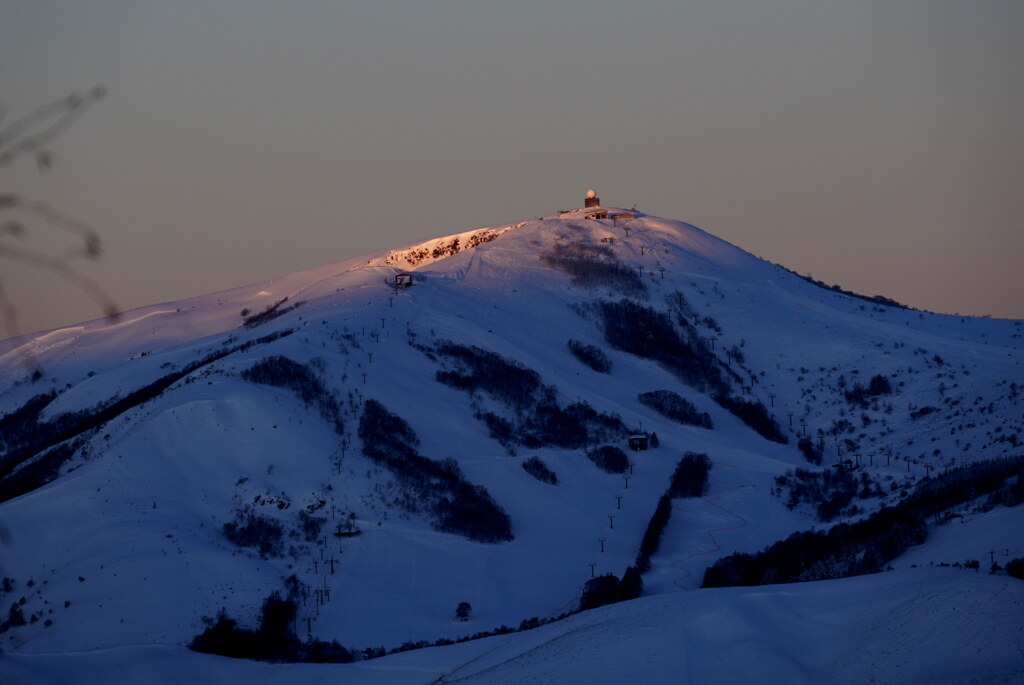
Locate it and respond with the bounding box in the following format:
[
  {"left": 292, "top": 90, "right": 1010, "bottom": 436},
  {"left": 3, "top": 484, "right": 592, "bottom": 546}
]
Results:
[
  {"left": 797, "top": 437, "right": 823, "bottom": 465},
  {"left": 1, "top": 602, "right": 28, "bottom": 634},
  {"left": 987, "top": 467, "right": 1024, "bottom": 509},
  {"left": 0, "top": 437, "right": 83, "bottom": 505},
  {"left": 782, "top": 267, "right": 909, "bottom": 309},
  {"left": 911, "top": 458, "right": 1024, "bottom": 514},
  {"left": 191, "top": 588, "right": 352, "bottom": 663},
  {"left": 434, "top": 480, "right": 514, "bottom": 544},
  {"left": 241, "top": 297, "right": 305, "bottom": 329},
  {"left": 595, "top": 299, "right": 786, "bottom": 444},
  {"left": 705, "top": 457, "right": 1024, "bottom": 588},
  {"left": 567, "top": 339, "right": 612, "bottom": 373},
  {"left": 222, "top": 506, "right": 286, "bottom": 559},
  {"left": 0, "top": 390, "right": 58, "bottom": 457},
  {"left": 369, "top": 610, "right": 571, "bottom": 659},
  {"left": 773, "top": 467, "right": 881, "bottom": 522},
  {"left": 414, "top": 236, "right": 463, "bottom": 265},
  {"left": 703, "top": 508, "right": 926, "bottom": 587},
  {"left": 669, "top": 452, "right": 712, "bottom": 498},
  {"left": 517, "top": 401, "right": 627, "bottom": 450},
  {"left": 637, "top": 390, "right": 713, "bottom": 429},
  {"left": 635, "top": 452, "right": 712, "bottom": 572},
  {"left": 0, "top": 390, "right": 63, "bottom": 501},
  {"left": 635, "top": 496, "right": 672, "bottom": 574},
  {"left": 540, "top": 241, "right": 646, "bottom": 296},
  {"left": 734, "top": 477, "right": 943, "bottom": 584},
  {"left": 429, "top": 341, "right": 629, "bottom": 451},
  {"left": 191, "top": 582, "right": 579, "bottom": 664},
  {"left": 578, "top": 567, "right": 643, "bottom": 611},
  {"left": 844, "top": 374, "right": 894, "bottom": 408},
  {"left": 476, "top": 401, "right": 624, "bottom": 451},
  {"left": 910, "top": 405, "right": 940, "bottom": 420},
  {"left": 359, "top": 399, "right": 512, "bottom": 543},
  {"left": 382, "top": 229, "right": 503, "bottom": 268},
  {"left": 713, "top": 395, "right": 787, "bottom": 444},
  {"left": 596, "top": 299, "right": 725, "bottom": 395},
  {"left": 297, "top": 510, "right": 326, "bottom": 543},
  {"left": 477, "top": 411, "right": 515, "bottom": 446},
  {"left": 434, "top": 341, "right": 544, "bottom": 410},
  {"left": 585, "top": 445, "right": 629, "bottom": 474},
  {"left": 521, "top": 456, "right": 558, "bottom": 485},
  {"left": 241, "top": 356, "right": 342, "bottom": 430}
]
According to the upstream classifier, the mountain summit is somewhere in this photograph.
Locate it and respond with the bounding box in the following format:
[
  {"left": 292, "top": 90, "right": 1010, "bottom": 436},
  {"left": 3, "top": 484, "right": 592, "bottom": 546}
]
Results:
[{"left": 1, "top": 202, "right": 1021, "bottom": 681}]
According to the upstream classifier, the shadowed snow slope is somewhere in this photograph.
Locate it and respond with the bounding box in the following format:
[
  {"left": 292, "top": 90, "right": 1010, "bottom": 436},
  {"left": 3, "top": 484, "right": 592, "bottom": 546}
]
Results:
[{"left": 2, "top": 567, "right": 1021, "bottom": 684}]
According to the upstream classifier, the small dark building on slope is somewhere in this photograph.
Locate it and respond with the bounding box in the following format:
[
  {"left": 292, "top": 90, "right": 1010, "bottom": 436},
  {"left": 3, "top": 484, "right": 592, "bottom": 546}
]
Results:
[{"left": 628, "top": 434, "right": 649, "bottom": 451}]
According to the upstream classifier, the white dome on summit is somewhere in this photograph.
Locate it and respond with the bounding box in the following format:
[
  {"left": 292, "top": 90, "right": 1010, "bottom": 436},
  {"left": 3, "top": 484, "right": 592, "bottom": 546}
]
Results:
[{"left": 586, "top": 189, "right": 597, "bottom": 199}]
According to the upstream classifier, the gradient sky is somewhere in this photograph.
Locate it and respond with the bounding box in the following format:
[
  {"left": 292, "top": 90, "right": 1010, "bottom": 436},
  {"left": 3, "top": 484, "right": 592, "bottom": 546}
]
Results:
[{"left": 2, "top": 1, "right": 1022, "bottom": 337}]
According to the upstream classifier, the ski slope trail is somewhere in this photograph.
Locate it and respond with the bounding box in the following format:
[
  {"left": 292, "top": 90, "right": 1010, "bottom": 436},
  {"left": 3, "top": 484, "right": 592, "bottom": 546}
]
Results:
[{"left": 669, "top": 465, "right": 757, "bottom": 590}]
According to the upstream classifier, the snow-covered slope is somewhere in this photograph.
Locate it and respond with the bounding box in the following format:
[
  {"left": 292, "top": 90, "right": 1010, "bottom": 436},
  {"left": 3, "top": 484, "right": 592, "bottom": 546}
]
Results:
[
  {"left": 3, "top": 562, "right": 1022, "bottom": 685},
  {"left": 0, "top": 206, "right": 1021, "bottom": 681}
]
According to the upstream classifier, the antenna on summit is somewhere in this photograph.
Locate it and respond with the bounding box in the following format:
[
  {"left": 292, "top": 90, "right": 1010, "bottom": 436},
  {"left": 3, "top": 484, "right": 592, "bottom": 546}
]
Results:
[{"left": 585, "top": 188, "right": 600, "bottom": 208}]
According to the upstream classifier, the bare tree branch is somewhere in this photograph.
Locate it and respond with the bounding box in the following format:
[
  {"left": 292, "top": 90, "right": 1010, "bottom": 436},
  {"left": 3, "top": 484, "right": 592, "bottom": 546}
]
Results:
[
  {"left": 0, "top": 242, "right": 118, "bottom": 321},
  {"left": 3, "top": 196, "right": 103, "bottom": 260},
  {"left": 0, "top": 87, "right": 106, "bottom": 169},
  {"left": 0, "top": 279, "right": 19, "bottom": 338},
  {"left": 0, "top": 87, "right": 117, "bottom": 340}
]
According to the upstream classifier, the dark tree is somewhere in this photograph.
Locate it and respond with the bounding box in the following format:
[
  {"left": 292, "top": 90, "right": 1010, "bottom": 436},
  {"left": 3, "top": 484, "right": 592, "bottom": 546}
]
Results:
[
  {"left": 222, "top": 508, "right": 285, "bottom": 559},
  {"left": 797, "top": 437, "right": 823, "bottom": 465},
  {"left": 1005, "top": 558, "right": 1024, "bottom": 580},
  {"left": 704, "top": 458, "right": 1023, "bottom": 588},
  {"left": 567, "top": 339, "right": 613, "bottom": 373},
  {"left": 359, "top": 399, "right": 513, "bottom": 543},
  {"left": 669, "top": 452, "right": 712, "bottom": 498},
  {"left": 541, "top": 242, "right": 646, "bottom": 296},
  {"left": 579, "top": 567, "right": 643, "bottom": 611},
  {"left": 868, "top": 374, "right": 893, "bottom": 396},
  {"left": 597, "top": 299, "right": 726, "bottom": 394},
  {"left": 428, "top": 341, "right": 628, "bottom": 450},
  {"left": 635, "top": 494, "right": 672, "bottom": 572},
  {"left": 258, "top": 592, "right": 297, "bottom": 644},
  {"left": 638, "top": 390, "right": 713, "bottom": 429},
  {"left": 635, "top": 453, "right": 713, "bottom": 573},
  {"left": 522, "top": 456, "right": 558, "bottom": 485},
  {"left": 455, "top": 601, "right": 472, "bottom": 621},
  {"left": 618, "top": 565, "right": 644, "bottom": 601},
  {"left": 713, "top": 394, "right": 787, "bottom": 444},
  {"left": 190, "top": 591, "right": 353, "bottom": 663},
  {"left": 579, "top": 574, "right": 621, "bottom": 611},
  {"left": 586, "top": 445, "right": 629, "bottom": 474}
]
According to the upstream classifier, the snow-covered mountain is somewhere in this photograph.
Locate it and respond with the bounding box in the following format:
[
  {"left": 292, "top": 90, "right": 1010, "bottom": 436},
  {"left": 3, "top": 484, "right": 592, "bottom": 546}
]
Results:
[{"left": 0, "top": 201, "right": 1021, "bottom": 683}]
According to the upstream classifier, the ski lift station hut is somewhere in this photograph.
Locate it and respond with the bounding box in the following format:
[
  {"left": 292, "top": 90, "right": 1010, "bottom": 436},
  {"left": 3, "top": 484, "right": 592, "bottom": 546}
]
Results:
[{"left": 628, "top": 434, "right": 649, "bottom": 451}]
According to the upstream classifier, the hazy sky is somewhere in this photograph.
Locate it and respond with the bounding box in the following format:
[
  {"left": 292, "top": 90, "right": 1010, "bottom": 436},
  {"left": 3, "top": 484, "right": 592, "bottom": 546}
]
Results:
[{"left": 2, "top": 1, "right": 1022, "bottom": 337}]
